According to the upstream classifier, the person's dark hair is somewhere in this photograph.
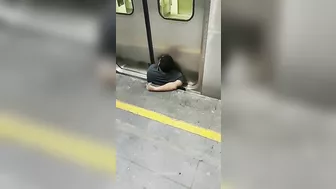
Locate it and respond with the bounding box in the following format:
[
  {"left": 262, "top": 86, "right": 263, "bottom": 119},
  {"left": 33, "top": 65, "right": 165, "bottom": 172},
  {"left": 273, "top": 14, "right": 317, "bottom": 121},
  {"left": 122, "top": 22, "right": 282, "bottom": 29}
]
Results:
[{"left": 157, "top": 54, "right": 177, "bottom": 72}]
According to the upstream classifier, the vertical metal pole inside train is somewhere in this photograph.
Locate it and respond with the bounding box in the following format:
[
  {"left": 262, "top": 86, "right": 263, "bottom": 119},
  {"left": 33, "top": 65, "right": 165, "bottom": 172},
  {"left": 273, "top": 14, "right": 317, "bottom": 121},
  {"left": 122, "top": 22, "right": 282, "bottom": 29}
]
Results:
[{"left": 142, "top": 0, "right": 155, "bottom": 64}]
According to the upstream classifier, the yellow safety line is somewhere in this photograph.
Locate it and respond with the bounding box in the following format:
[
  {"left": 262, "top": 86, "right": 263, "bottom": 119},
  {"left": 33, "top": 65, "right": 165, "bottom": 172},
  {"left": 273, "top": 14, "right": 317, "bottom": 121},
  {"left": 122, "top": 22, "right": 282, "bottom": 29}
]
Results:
[
  {"left": 222, "top": 183, "right": 233, "bottom": 189},
  {"left": 0, "top": 114, "right": 116, "bottom": 175},
  {"left": 116, "top": 100, "right": 221, "bottom": 142}
]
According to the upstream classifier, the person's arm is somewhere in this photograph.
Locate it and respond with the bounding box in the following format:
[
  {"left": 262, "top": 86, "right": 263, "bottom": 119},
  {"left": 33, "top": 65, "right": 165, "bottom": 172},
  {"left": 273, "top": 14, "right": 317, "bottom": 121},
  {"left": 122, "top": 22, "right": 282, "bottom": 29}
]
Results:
[{"left": 147, "top": 80, "right": 183, "bottom": 92}]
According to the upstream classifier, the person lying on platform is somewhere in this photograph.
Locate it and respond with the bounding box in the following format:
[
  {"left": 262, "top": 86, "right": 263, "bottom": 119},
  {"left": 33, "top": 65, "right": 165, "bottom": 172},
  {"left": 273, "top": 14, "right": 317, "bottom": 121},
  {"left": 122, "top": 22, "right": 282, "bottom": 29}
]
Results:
[{"left": 146, "top": 54, "right": 186, "bottom": 92}]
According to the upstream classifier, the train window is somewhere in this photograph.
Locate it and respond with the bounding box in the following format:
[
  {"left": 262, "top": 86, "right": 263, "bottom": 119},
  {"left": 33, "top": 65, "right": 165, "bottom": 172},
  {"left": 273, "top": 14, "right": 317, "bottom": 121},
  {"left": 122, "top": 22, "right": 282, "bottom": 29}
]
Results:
[
  {"left": 116, "top": 0, "right": 134, "bottom": 15},
  {"left": 158, "top": 0, "right": 194, "bottom": 21}
]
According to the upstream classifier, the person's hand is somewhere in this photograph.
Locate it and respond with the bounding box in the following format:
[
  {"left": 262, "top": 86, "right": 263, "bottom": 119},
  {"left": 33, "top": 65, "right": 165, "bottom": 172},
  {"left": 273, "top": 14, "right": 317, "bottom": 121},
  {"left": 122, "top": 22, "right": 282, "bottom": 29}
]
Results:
[{"left": 146, "top": 82, "right": 156, "bottom": 91}]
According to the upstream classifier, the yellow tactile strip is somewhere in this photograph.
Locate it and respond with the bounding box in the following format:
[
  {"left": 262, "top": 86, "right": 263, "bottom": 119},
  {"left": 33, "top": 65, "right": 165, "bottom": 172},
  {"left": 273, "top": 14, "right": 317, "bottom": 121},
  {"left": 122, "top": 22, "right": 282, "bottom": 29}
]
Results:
[
  {"left": 116, "top": 100, "right": 221, "bottom": 142},
  {"left": 0, "top": 114, "right": 116, "bottom": 175}
]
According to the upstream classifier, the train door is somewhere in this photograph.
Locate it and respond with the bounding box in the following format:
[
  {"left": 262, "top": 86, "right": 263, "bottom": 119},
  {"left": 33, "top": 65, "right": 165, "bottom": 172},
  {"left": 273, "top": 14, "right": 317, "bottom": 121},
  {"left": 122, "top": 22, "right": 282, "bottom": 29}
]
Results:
[
  {"left": 116, "top": 0, "right": 208, "bottom": 91},
  {"left": 148, "top": 0, "right": 207, "bottom": 89},
  {"left": 116, "top": 0, "right": 153, "bottom": 78}
]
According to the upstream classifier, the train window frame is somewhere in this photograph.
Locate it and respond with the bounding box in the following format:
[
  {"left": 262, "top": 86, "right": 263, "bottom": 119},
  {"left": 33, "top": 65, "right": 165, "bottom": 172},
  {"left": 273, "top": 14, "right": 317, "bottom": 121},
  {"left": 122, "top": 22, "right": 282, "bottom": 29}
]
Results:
[
  {"left": 157, "top": 0, "right": 195, "bottom": 22},
  {"left": 116, "top": 0, "right": 134, "bottom": 15}
]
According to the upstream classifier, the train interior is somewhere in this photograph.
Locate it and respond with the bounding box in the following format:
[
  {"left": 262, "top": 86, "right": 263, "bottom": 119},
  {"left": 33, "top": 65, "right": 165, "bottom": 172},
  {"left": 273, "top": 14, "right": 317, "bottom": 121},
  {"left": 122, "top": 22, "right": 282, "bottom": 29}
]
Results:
[
  {"left": 116, "top": 0, "right": 193, "bottom": 20},
  {"left": 116, "top": 0, "right": 133, "bottom": 14},
  {"left": 116, "top": 0, "right": 202, "bottom": 92},
  {"left": 159, "top": 0, "right": 193, "bottom": 20}
]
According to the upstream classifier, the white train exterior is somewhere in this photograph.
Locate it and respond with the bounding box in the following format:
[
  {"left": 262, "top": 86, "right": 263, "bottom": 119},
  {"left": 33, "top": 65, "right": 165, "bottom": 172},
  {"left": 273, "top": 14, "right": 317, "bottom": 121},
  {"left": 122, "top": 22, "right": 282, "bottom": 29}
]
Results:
[{"left": 116, "top": 0, "right": 221, "bottom": 99}]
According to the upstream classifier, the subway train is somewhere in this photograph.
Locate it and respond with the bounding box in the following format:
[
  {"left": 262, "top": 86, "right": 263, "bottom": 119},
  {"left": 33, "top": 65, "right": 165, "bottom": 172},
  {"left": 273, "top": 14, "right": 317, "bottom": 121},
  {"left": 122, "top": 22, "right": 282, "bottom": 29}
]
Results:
[{"left": 116, "top": 0, "right": 221, "bottom": 99}]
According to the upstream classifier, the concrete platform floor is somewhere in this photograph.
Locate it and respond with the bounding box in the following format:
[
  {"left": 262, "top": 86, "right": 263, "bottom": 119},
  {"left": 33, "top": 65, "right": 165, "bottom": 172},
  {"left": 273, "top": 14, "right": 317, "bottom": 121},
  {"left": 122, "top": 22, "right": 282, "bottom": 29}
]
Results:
[
  {"left": 0, "top": 20, "right": 115, "bottom": 189},
  {"left": 116, "top": 74, "right": 221, "bottom": 188}
]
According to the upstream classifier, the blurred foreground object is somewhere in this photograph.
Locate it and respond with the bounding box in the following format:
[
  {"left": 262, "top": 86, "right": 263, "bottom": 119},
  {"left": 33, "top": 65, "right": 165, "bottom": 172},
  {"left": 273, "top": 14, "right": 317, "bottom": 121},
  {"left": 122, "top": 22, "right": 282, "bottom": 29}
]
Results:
[
  {"left": 0, "top": 0, "right": 115, "bottom": 188},
  {"left": 96, "top": 1, "right": 115, "bottom": 88},
  {"left": 222, "top": 0, "right": 336, "bottom": 188},
  {"left": 97, "top": 58, "right": 116, "bottom": 87},
  {"left": 274, "top": 0, "right": 336, "bottom": 107}
]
